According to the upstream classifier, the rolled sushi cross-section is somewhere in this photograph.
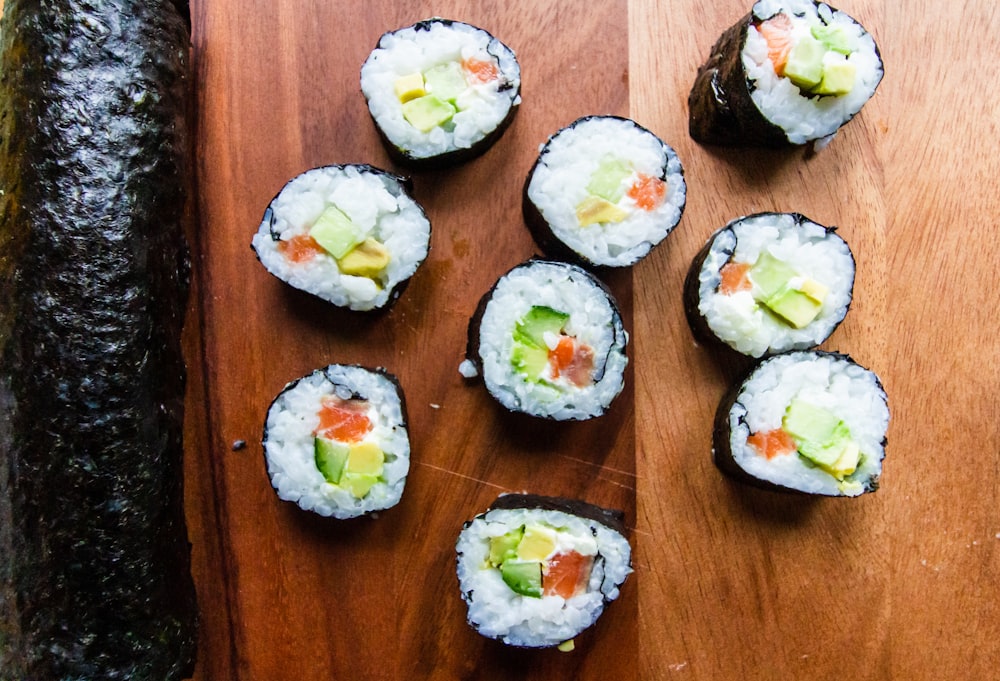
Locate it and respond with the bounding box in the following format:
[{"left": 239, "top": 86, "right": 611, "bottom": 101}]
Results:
[
  {"left": 462, "top": 260, "right": 629, "bottom": 421},
  {"left": 455, "top": 494, "right": 632, "bottom": 648},
  {"left": 524, "top": 115, "right": 686, "bottom": 268},
  {"left": 714, "top": 351, "right": 889, "bottom": 496},
  {"left": 251, "top": 164, "right": 431, "bottom": 311},
  {"left": 684, "top": 212, "right": 854, "bottom": 358},
  {"left": 689, "top": 0, "right": 883, "bottom": 147},
  {"left": 263, "top": 364, "right": 410, "bottom": 518},
  {"left": 360, "top": 18, "right": 521, "bottom": 168}
]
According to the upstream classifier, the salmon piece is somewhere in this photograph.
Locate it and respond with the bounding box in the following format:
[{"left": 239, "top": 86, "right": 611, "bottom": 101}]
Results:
[
  {"left": 747, "top": 429, "right": 798, "bottom": 459},
  {"left": 719, "top": 261, "right": 752, "bottom": 294},
  {"left": 543, "top": 551, "right": 594, "bottom": 599},
  {"left": 316, "top": 396, "right": 372, "bottom": 443},
  {"left": 627, "top": 173, "right": 667, "bottom": 211},
  {"left": 462, "top": 57, "right": 499, "bottom": 84},
  {"left": 278, "top": 234, "right": 324, "bottom": 263},
  {"left": 549, "top": 336, "right": 595, "bottom": 387},
  {"left": 758, "top": 13, "right": 794, "bottom": 76}
]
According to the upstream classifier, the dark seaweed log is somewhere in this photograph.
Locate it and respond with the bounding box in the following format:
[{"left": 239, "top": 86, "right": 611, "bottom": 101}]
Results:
[
  {"left": 0, "top": 0, "right": 197, "bottom": 678},
  {"left": 688, "top": 12, "right": 791, "bottom": 147}
]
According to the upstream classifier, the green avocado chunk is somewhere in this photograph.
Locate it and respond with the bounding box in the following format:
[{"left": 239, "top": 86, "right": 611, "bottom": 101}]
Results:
[
  {"left": 341, "top": 472, "right": 380, "bottom": 499},
  {"left": 811, "top": 24, "right": 856, "bottom": 55},
  {"left": 500, "top": 559, "right": 543, "bottom": 598},
  {"left": 813, "top": 58, "right": 857, "bottom": 96},
  {"left": 750, "top": 252, "right": 797, "bottom": 300},
  {"left": 784, "top": 33, "right": 826, "bottom": 90},
  {"left": 514, "top": 305, "right": 569, "bottom": 348},
  {"left": 586, "top": 156, "right": 632, "bottom": 203},
  {"left": 766, "top": 287, "right": 823, "bottom": 328},
  {"left": 511, "top": 341, "right": 550, "bottom": 380},
  {"left": 401, "top": 94, "right": 456, "bottom": 132},
  {"left": 314, "top": 437, "right": 350, "bottom": 485},
  {"left": 310, "top": 205, "right": 361, "bottom": 259},
  {"left": 782, "top": 399, "right": 853, "bottom": 467},
  {"left": 423, "top": 61, "right": 467, "bottom": 103},
  {"left": 489, "top": 526, "right": 525, "bottom": 566}
]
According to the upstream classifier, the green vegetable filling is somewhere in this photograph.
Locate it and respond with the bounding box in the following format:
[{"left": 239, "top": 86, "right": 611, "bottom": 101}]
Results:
[
  {"left": 314, "top": 436, "right": 386, "bottom": 499},
  {"left": 782, "top": 399, "right": 862, "bottom": 480}
]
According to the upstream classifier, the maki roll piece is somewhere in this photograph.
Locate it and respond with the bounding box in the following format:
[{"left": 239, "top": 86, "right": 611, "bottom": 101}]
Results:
[
  {"left": 684, "top": 212, "right": 854, "bottom": 358},
  {"left": 251, "top": 164, "right": 431, "bottom": 312},
  {"left": 455, "top": 494, "right": 632, "bottom": 649},
  {"left": 523, "top": 116, "right": 686, "bottom": 268},
  {"left": 263, "top": 365, "right": 411, "bottom": 519},
  {"left": 360, "top": 18, "right": 521, "bottom": 169},
  {"left": 460, "top": 260, "right": 629, "bottom": 421},
  {"left": 714, "top": 351, "right": 889, "bottom": 496},
  {"left": 688, "top": 0, "right": 883, "bottom": 148}
]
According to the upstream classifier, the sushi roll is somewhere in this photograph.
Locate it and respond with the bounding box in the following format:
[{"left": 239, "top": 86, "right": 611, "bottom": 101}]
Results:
[
  {"left": 460, "top": 259, "right": 629, "bottom": 421},
  {"left": 688, "top": 0, "right": 883, "bottom": 148},
  {"left": 360, "top": 18, "right": 521, "bottom": 168},
  {"left": 683, "top": 212, "right": 854, "bottom": 358},
  {"left": 262, "top": 364, "right": 410, "bottom": 519},
  {"left": 523, "top": 115, "right": 686, "bottom": 268},
  {"left": 713, "top": 351, "right": 889, "bottom": 496},
  {"left": 251, "top": 164, "right": 431, "bottom": 312},
  {"left": 455, "top": 494, "right": 633, "bottom": 648}
]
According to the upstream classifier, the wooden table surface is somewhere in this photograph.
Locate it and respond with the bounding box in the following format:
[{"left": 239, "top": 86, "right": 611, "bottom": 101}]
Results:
[{"left": 184, "top": 1, "right": 1000, "bottom": 679}]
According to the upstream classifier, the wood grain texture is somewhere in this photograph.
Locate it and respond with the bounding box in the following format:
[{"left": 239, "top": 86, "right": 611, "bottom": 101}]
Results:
[{"left": 185, "top": 1, "right": 1000, "bottom": 679}]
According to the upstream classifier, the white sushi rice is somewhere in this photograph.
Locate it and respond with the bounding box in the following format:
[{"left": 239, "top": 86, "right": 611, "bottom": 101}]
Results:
[
  {"left": 697, "top": 213, "right": 853, "bottom": 357},
  {"left": 725, "top": 352, "right": 889, "bottom": 496},
  {"left": 360, "top": 19, "right": 520, "bottom": 161},
  {"left": 263, "top": 365, "right": 410, "bottom": 519},
  {"left": 455, "top": 505, "right": 632, "bottom": 648},
  {"left": 476, "top": 261, "right": 628, "bottom": 420},
  {"left": 526, "top": 116, "right": 686, "bottom": 267},
  {"left": 251, "top": 165, "right": 430, "bottom": 311},
  {"left": 743, "top": 0, "right": 883, "bottom": 144}
]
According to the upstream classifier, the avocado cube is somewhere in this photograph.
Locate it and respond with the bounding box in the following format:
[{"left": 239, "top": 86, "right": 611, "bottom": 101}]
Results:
[
  {"left": 799, "top": 277, "right": 829, "bottom": 304},
  {"left": 341, "top": 472, "right": 380, "bottom": 499},
  {"left": 576, "top": 196, "right": 628, "bottom": 227},
  {"left": 346, "top": 441, "right": 384, "bottom": 476},
  {"left": 314, "top": 437, "right": 350, "bottom": 485},
  {"left": 586, "top": 156, "right": 632, "bottom": 203},
  {"left": 393, "top": 72, "right": 426, "bottom": 103},
  {"left": 401, "top": 94, "right": 456, "bottom": 132},
  {"left": 764, "top": 287, "right": 823, "bottom": 328},
  {"left": 811, "top": 24, "right": 857, "bottom": 55},
  {"left": 783, "top": 399, "right": 852, "bottom": 467},
  {"left": 423, "top": 61, "right": 467, "bottom": 103},
  {"left": 514, "top": 305, "right": 569, "bottom": 348},
  {"left": 511, "top": 341, "right": 550, "bottom": 380},
  {"left": 750, "top": 252, "right": 798, "bottom": 300},
  {"left": 828, "top": 440, "right": 861, "bottom": 479},
  {"left": 310, "top": 205, "right": 361, "bottom": 259},
  {"left": 489, "top": 526, "right": 524, "bottom": 566},
  {"left": 337, "top": 237, "right": 390, "bottom": 279},
  {"left": 500, "top": 560, "right": 543, "bottom": 598},
  {"left": 813, "top": 58, "right": 857, "bottom": 96},
  {"left": 516, "top": 525, "right": 557, "bottom": 561},
  {"left": 783, "top": 33, "right": 826, "bottom": 90}
]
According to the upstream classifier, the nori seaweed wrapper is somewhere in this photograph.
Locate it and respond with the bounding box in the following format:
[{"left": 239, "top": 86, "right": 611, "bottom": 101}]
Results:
[
  {"left": 0, "top": 0, "right": 197, "bottom": 678},
  {"left": 487, "top": 493, "right": 627, "bottom": 537},
  {"left": 688, "top": 11, "right": 791, "bottom": 147}
]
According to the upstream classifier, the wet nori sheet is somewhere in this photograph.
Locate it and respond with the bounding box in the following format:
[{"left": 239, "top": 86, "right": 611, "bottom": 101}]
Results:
[
  {"left": 687, "top": 12, "right": 791, "bottom": 147},
  {"left": 0, "top": 1, "right": 197, "bottom": 678}
]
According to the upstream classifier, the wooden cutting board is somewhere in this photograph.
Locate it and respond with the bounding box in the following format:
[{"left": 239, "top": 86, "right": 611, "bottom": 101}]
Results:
[{"left": 185, "top": 1, "right": 1000, "bottom": 679}]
